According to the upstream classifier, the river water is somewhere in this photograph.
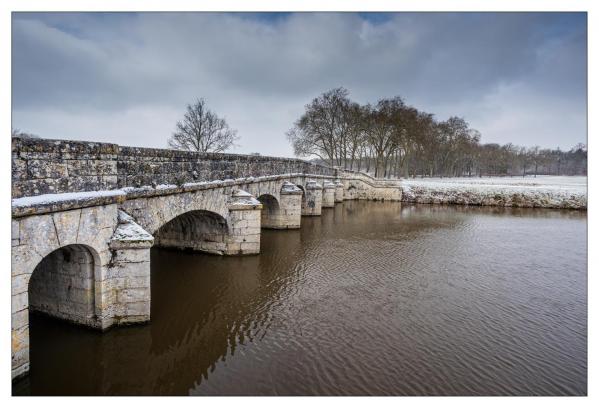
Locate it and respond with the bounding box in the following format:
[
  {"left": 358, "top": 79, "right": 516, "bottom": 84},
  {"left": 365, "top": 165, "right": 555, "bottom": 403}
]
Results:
[{"left": 14, "top": 202, "right": 587, "bottom": 396}]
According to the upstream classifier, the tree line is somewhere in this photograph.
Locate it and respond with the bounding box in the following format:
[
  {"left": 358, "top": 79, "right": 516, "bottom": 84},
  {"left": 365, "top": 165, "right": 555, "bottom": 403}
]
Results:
[
  {"left": 12, "top": 94, "right": 586, "bottom": 178},
  {"left": 287, "top": 88, "right": 587, "bottom": 178}
]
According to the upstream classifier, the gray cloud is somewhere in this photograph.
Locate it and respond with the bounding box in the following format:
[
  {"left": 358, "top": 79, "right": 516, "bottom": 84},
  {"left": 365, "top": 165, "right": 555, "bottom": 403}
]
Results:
[{"left": 12, "top": 12, "right": 587, "bottom": 155}]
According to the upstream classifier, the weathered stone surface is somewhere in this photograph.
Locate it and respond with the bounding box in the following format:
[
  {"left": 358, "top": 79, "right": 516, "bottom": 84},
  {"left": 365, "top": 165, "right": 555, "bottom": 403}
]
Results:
[
  {"left": 334, "top": 180, "right": 344, "bottom": 202},
  {"left": 256, "top": 183, "right": 301, "bottom": 230},
  {"left": 12, "top": 137, "right": 335, "bottom": 199},
  {"left": 302, "top": 180, "right": 323, "bottom": 216},
  {"left": 337, "top": 171, "right": 402, "bottom": 201},
  {"left": 28, "top": 244, "right": 97, "bottom": 327},
  {"left": 12, "top": 325, "right": 29, "bottom": 380},
  {"left": 322, "top": 181, "right": 336, "bottom": 208},
  {"left": 110, "top": 210, "right": 154, "bottom": 249},
  {"left": 11, "top": 137, "right": 405, "bottom": 380},
  {"left": 11, "top": 192, "right": 124, "bottom": 219}
]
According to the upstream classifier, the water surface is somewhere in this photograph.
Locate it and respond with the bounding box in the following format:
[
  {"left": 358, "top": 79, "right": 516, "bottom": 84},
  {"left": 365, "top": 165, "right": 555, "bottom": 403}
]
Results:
[{"left": 14, "top": 202, "right": 587, "bottom": 395}]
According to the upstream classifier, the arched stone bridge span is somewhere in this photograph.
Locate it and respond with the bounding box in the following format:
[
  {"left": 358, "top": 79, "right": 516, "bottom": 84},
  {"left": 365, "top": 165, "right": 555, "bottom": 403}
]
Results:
[{"left": 11, "top": 137, "right": 401, "bottom": 380}]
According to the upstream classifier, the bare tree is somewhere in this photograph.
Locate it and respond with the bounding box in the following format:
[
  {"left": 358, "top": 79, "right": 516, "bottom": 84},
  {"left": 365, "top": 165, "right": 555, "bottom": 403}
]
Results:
[
  {"left": 168, "top": 99, "right": 239, "bottom": 153},
  {"left": 286, "top": 87, "right": 352, "bottom": 166}
]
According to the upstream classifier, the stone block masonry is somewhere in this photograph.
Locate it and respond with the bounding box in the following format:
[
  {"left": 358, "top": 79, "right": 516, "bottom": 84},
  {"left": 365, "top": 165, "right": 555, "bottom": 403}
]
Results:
[
  {"left": 28, "top": 244, "right": 96, "bottom": 327},
  {"left": 302, "top": 180, "right": 323, "bottom": 216},
  {"left": 334, "top": 180, "right": 344, "bottom": 203},
  {"left": 11, "top": 137, "right": 404, "bottom": 380},
  {"left": 258, "top": 181, "right": 302, "bottom": 229},
  {"left": 12, "top": 137, "right": 335, "bottom": 199},
  {"left": 222, "top": 189, "right": 263, "bottom": 255},
  {"left": 105, "top": 210, "right": 154, "bottom": 328},
  {"left": 275, "top": 182, "right": 303, "bottom": 229},
  {"left": 322, "top": 181, "right": 336, "bottom": 208},
  {"left": 12, "top": 137, "right": 119, "bottom": 198}
]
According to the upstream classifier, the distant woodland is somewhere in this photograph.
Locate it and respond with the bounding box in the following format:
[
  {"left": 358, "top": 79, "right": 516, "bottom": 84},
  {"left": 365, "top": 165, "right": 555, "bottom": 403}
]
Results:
[{"left": 288, "top": 88, "right": 587, "bottom": 178}]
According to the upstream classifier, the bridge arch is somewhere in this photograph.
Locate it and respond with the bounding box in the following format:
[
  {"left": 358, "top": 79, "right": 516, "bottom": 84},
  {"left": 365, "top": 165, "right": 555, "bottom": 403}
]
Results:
[
  {"left": 28, "top": 244, "right": 101, "bottom": 327},
  {"left": 153, "top": 209, "right": 230, "bottom": 255},
  {"left": 346, "top": 183, "right": 358, "bottom": 200},
  {"left": 257, "top": 194, "right": 281, "bottom": 229},
  {"left": 296, "top": 184, "right": 307, "bottom": 213}
]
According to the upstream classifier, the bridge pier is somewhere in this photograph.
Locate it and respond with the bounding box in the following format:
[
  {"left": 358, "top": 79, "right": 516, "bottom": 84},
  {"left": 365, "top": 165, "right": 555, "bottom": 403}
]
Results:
[
  {"left": 11, "top": 204, "right": 156, "bottom": 380},
  {"left": 102, "top": 210, "right": 154, "bottom": 329},
  {"left": 224, "top": 189, "right": 263, "bottom": 255},
  {"left": 322, "top": 182, "right": 336, "bottom": 208},
  {"left": 301, "top": 180, "right": 323, "bottom": 216},
  {"left": 334, "top": 180, "right": 344, "bottom": 202},
  {"left": 11, "top": 136, "right": 405, "bottom": 381},
  {"left": 260, "top": 182, "right": 302, "bottom": 229},
  {"left": 278, "top": 182, "right": 303, "bottom": 228}
]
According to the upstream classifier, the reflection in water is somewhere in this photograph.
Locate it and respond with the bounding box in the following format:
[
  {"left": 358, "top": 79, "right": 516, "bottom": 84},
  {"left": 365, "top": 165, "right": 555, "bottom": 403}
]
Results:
[{"left": 14, "top": 202, "right": 587, "bottom": 395}]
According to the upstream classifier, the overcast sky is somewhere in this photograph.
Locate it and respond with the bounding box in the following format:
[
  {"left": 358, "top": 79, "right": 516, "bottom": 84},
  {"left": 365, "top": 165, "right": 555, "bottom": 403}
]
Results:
[{"left": 12, "top": 12, "right": 587, "bottom": 156}]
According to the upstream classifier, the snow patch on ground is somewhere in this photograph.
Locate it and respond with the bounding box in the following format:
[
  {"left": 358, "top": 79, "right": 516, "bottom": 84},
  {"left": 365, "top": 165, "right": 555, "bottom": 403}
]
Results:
[{"left": 401, "top": 176, "right": 586, "bottom": 209}]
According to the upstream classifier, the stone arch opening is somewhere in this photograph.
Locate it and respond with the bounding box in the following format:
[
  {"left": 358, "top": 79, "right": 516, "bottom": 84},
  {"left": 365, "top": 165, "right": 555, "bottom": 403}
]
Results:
[
  {"left": 346, "top": 184, "right": 357, "bottom": 199},
  {"left": 153, "top": 210, "right": 230, "bottom": 255},
  {"left": 296, "top": 185, "right": 307, "bottom": 213},
  {"left": 257, "top": 194, "right": 281, "bottom": 229},
  {"left": 28, "top": 244, "right": 100, "bottom": 327}
]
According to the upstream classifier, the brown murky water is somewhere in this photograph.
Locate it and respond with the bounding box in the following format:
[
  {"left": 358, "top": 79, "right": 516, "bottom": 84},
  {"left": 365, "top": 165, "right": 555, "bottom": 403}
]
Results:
[{"left": 13, "top": 202, "right": 587, "bottom": 396}]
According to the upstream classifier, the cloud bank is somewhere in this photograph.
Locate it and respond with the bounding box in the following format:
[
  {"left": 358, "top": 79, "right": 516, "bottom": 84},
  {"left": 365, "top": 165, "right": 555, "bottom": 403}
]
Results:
[{"left": 12, "top": 12, "right": 587, "bottom": 155}]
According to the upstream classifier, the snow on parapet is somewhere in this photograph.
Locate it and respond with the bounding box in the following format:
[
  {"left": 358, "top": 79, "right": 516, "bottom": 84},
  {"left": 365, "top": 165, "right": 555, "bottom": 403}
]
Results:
[
  {"left": 155, "top": 184, "right": 178, "bottom": 190},
  {"left": 12, "top": 190, "right": 125, "bottom": 208}
]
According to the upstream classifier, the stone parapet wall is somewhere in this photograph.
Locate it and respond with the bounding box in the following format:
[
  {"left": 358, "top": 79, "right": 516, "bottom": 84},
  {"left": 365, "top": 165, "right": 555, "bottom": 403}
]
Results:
[
  {"left": 117, "top": 146, "right": 334, "bottom": 189},
  {"left": 12, "top": 137, "right": 335, "bottom": 199},
  {"left": 12, "top": 137, "right": 119, "bottom": 198}
]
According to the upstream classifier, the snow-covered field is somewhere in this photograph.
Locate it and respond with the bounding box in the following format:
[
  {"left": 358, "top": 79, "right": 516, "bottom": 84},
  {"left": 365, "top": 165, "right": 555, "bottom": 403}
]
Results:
[{"left": 401, "top": 176, "right": 587, "bottom": 210}]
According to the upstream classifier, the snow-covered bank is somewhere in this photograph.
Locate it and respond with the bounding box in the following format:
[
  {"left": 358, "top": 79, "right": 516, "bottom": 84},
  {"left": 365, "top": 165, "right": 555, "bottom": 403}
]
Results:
[{"left": 400, "top": 176, "right": 587, "bottom": 210}]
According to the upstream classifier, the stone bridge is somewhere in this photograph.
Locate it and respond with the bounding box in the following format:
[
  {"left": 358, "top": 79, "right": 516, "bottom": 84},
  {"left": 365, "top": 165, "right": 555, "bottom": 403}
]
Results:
[{"left": 11, "top": 137, "right": 401, "bottom": 380}]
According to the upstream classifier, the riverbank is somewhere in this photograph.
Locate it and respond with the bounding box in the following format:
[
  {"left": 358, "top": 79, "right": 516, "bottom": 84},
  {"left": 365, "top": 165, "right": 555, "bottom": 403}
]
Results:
[{"left": 400, "top": 176, "right": 587, "bottom": 210}]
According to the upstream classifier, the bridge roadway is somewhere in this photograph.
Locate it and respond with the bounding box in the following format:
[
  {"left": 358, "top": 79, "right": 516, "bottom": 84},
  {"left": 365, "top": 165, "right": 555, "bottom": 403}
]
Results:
[{"left": 11, "top": 137, "right": 401, "bottom": 380}]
